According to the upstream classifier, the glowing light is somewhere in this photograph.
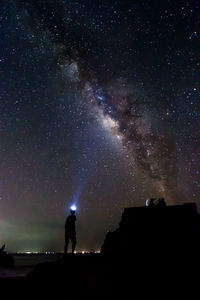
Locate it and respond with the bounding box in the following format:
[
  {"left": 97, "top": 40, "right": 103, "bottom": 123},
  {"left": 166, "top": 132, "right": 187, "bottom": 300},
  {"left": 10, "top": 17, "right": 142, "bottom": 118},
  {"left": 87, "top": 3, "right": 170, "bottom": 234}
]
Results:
[
  {"left": 70, "top": 205, "right": 77, "bottom": 211},
  {"left": 116, "top": 134, "right": 122, "bottom": 140},
  {"left": 102, "top": 114, "right": 118, "bottom": 132},
  {"left": 146, "top": 199, "right": 150, "bottom": 206}
]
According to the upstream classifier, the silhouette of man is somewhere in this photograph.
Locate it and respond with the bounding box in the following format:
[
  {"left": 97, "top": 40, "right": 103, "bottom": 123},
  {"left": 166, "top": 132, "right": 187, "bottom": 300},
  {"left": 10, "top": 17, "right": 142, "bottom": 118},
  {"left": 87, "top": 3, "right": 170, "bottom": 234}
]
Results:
[
  {"left": 158, "top": 198, "right": 167, "bottom": 207},
  {"left": 149, "top": 198, "right": 156, "bottom": 207},
  {"left": 64, "top": 208, "right": 77, "bottom": 254}
]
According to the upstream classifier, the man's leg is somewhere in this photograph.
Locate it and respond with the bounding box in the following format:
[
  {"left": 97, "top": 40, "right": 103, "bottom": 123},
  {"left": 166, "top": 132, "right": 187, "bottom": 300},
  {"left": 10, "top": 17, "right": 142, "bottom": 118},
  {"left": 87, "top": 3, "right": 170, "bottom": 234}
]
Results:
[
  {"left": 71, "top": 235, "right": 77, "bottom": 253},
  {"left": 64, "top": 235, "right": 70, "bottom": 254}
]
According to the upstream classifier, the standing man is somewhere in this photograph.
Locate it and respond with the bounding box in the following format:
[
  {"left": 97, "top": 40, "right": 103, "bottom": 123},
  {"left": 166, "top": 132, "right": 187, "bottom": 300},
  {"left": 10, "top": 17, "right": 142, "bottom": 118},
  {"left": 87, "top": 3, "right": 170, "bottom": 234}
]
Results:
[{"left": 64, "top": 205, "right": 77, "bottom": 254}]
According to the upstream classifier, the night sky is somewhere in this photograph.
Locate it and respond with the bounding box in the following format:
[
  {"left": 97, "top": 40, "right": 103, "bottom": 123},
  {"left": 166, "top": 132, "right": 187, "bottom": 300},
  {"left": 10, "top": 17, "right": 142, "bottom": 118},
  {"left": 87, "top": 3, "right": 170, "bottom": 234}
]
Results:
[{"left": 0, "top": 0, "right": 200, "bottom": 252}]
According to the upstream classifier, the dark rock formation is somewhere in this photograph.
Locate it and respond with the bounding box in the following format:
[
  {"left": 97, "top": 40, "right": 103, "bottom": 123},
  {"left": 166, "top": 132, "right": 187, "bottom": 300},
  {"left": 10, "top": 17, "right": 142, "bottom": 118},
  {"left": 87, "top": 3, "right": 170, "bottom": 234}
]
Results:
[
  {"left": 0, "top": 244, "right": 15, "bottom": 267},
  {"left": 101, "top": 201, "right": 200, "bottom": 258}
]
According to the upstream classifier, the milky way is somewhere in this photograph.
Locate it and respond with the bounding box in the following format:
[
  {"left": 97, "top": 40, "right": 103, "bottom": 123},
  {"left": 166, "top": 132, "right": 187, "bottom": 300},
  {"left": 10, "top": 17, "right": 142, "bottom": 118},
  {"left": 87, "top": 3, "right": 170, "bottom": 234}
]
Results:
[
  {"left": 0, "top": 0, "right": 200, "bottom": 252},
  {"left": 16, "top": 0, "right": 178, "bottom": 195}
]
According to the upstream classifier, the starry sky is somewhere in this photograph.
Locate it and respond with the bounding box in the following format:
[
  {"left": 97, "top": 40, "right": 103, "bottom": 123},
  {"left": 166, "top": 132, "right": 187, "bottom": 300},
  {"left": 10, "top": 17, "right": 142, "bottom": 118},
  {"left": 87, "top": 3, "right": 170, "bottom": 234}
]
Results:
[{"left": 0, "top": 0, "right": 200, "bottom": 252}]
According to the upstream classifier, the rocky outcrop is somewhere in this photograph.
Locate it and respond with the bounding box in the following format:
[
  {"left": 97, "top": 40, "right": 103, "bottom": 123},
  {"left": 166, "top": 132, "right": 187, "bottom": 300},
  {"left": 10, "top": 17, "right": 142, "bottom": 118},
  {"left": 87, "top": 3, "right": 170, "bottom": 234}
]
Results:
[
  {"left": 0, "top": 244, "right": 15, "bottom": 267},
  {"left": 101, "top": 201, "right": 200, "bottom": 258}
]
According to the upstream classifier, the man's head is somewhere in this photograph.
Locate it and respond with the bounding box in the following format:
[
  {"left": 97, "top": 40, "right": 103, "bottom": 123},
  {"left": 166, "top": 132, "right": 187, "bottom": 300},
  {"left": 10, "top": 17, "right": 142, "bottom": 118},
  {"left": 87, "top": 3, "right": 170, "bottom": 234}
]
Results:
[{"left": 70, "top": 205, "right": 77, "bottom": 215}]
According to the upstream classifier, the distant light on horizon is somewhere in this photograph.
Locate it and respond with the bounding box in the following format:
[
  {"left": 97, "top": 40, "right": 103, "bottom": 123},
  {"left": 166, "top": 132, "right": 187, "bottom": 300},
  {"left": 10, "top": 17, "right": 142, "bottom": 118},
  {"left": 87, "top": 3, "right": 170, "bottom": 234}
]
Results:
[{"left": 14, "top": 250, "right": 101, "bottom": 255}]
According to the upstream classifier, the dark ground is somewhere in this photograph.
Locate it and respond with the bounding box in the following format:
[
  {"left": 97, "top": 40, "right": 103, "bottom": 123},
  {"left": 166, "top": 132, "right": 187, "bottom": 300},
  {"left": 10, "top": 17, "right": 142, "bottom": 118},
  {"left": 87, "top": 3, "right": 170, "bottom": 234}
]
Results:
[
  {"left": 0, "top": 252, "right": 198, "bottom": 299},
  {"left": 1, "top": 203, "right": 199, "bottom": 298}
]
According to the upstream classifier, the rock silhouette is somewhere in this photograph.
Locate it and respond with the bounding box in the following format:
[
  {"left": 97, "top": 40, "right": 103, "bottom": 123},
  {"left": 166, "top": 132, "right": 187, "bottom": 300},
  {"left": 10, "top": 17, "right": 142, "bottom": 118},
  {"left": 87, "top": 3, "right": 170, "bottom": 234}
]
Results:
[
  {"left": 0, "top": 244, "right": 15, "bottom": 267},
  {"left": 101, "top": 200, "right": 200, "bottom": 258}
]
